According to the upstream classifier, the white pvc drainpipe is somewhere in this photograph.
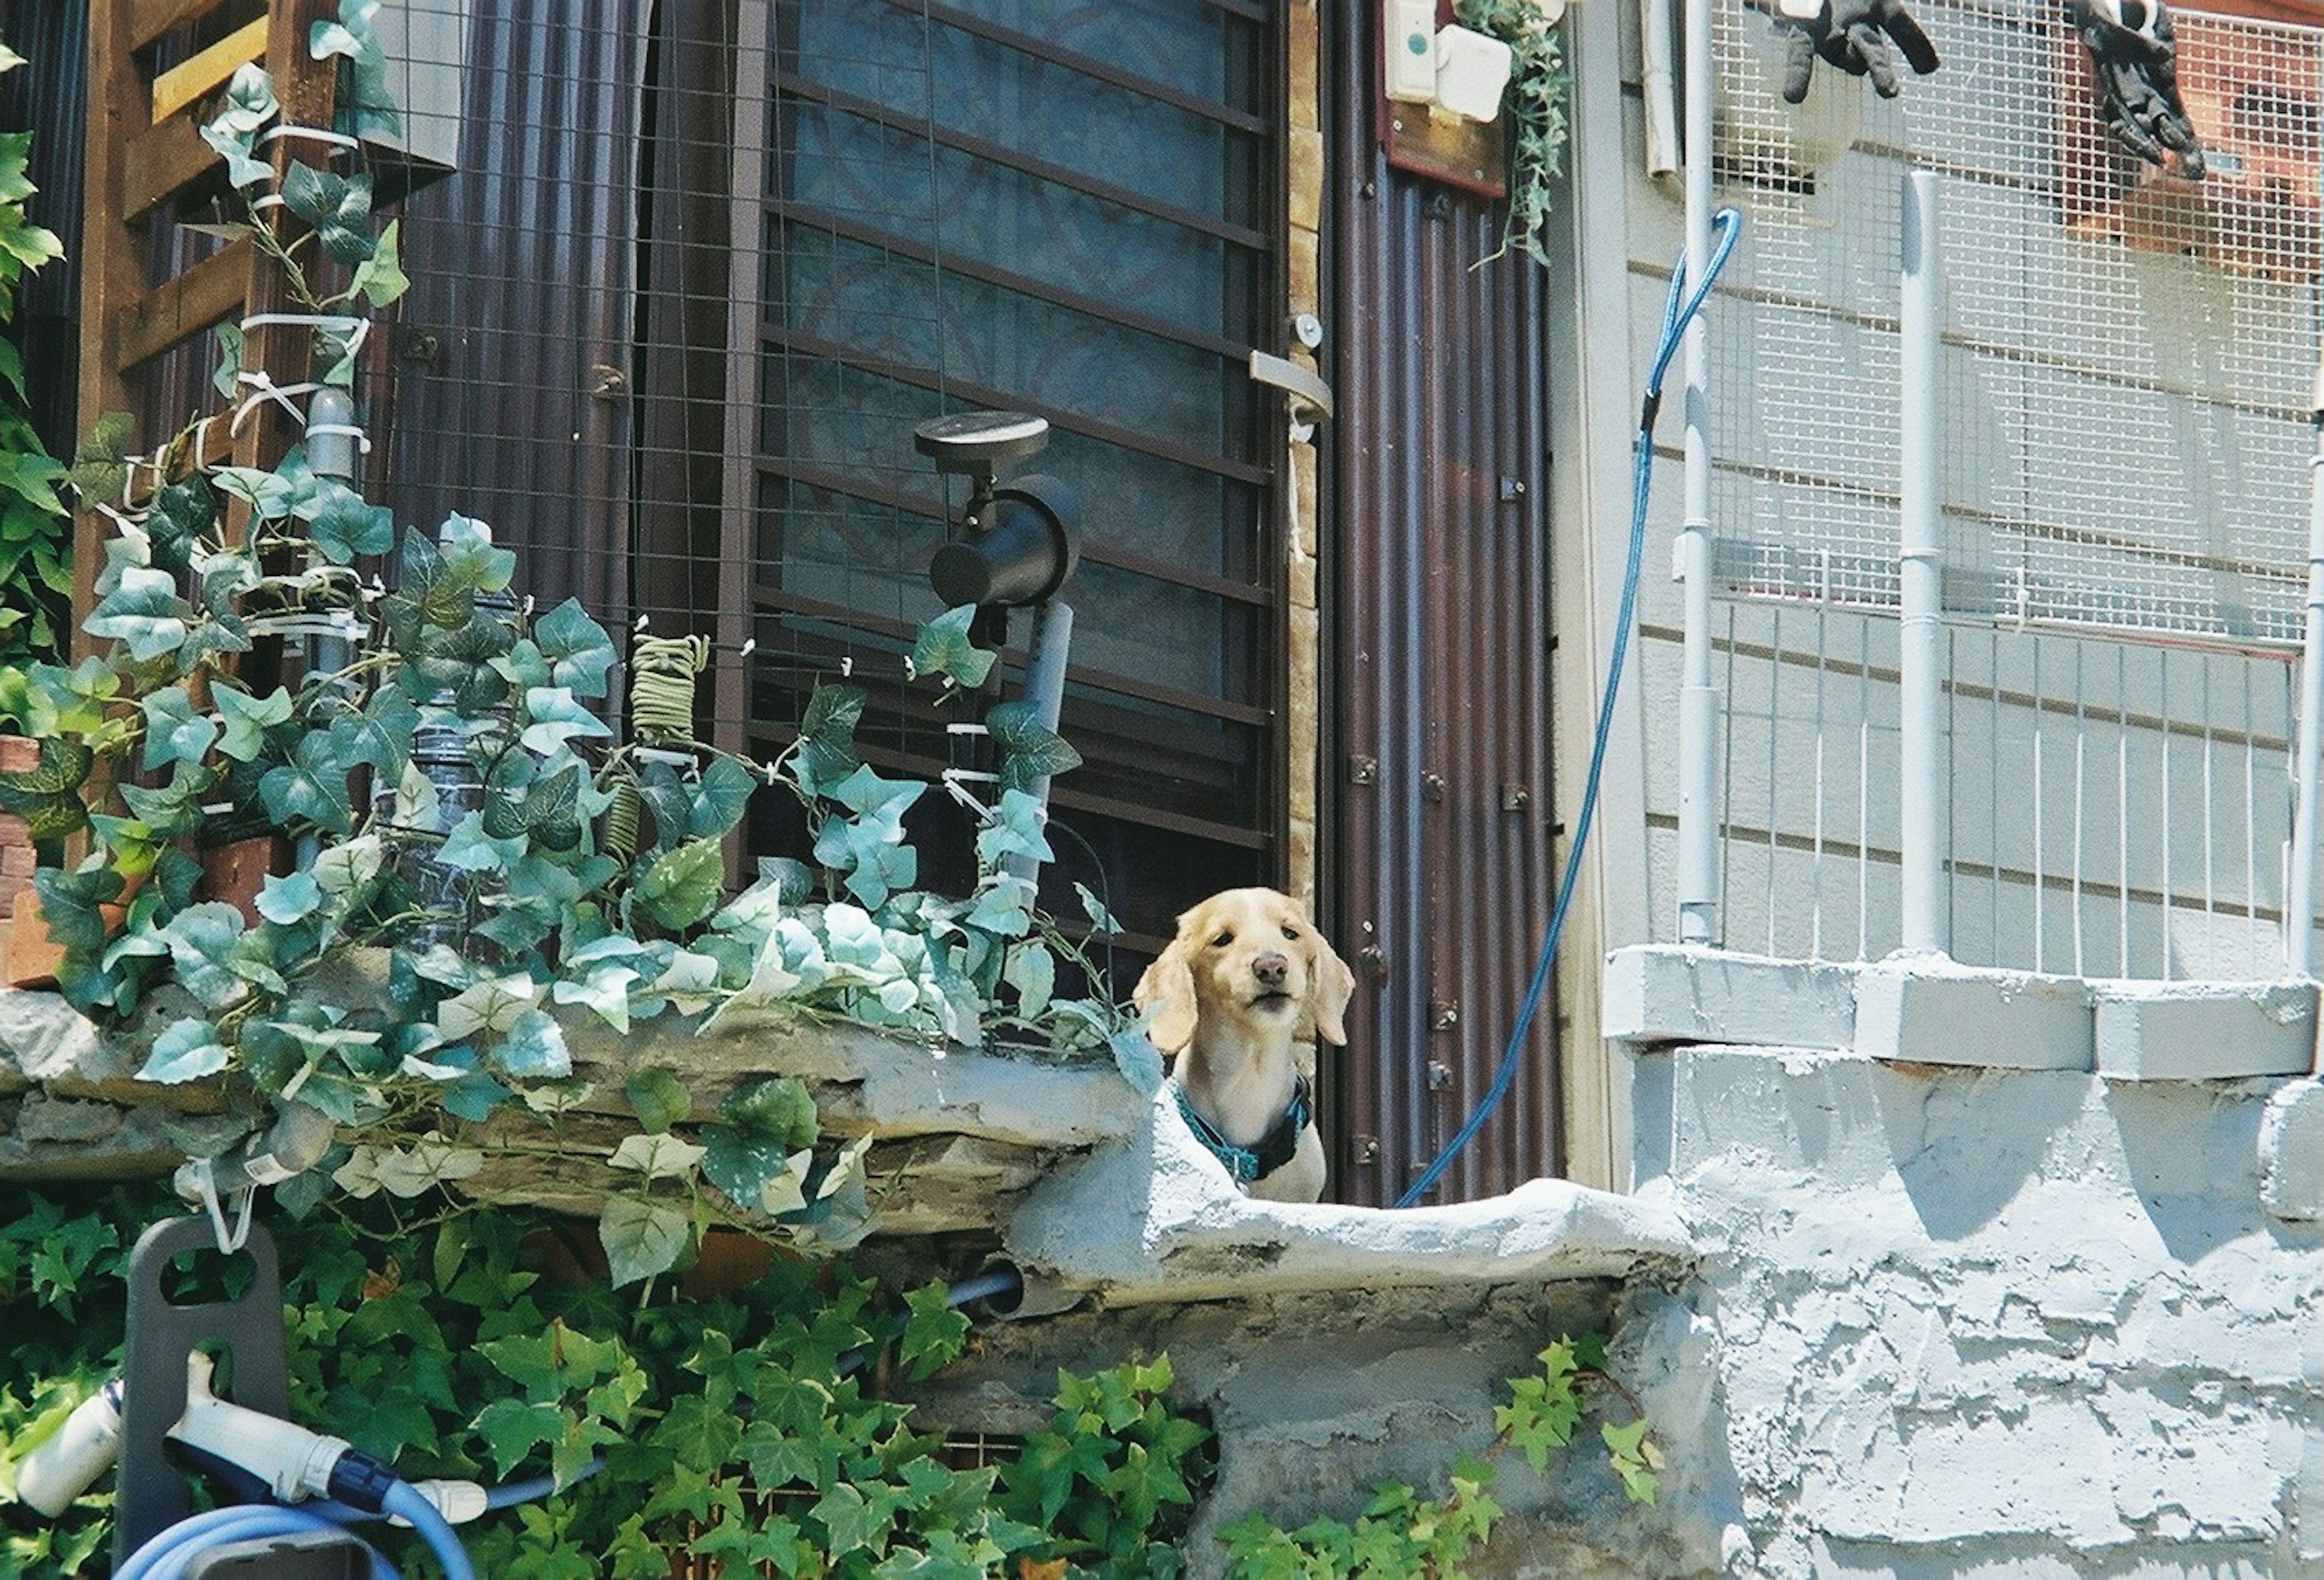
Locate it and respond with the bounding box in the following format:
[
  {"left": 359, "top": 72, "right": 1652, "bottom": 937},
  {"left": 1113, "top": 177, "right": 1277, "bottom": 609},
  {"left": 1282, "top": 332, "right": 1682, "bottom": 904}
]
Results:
[
  {"left": 1675, "top": 0, "right": 1722, "bottom": 945},
  {"left": 1899, "top": 170, "right": 1950, "bottom": 956}
]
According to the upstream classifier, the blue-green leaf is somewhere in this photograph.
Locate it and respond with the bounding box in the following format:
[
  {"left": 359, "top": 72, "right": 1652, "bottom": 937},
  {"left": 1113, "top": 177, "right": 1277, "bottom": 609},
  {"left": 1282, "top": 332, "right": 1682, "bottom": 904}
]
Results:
[
  {"left": 534, "top": 599, "right": 617, "bottom": 698},
  {"left": 599, "top": 1196, "right": 690, "bottom": 1288},
  {"left": 215, "top": 684, "right": 294, "bottom": 761},
  {"left": 140, "top": 687, "right": 217, "bottom": 771},
  {"left": 140, "top": 1018, "right": 231, "bottom": 1083}
]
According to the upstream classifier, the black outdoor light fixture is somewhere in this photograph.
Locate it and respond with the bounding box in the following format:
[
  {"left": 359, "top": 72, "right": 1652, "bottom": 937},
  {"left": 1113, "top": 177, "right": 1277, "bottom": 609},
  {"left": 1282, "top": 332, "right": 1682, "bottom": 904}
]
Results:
[
  {"left": 914, "top": 410, "right": 1080, "bottom": 612},
  {"left": 914, "top": 410, "right": 1082, "bottom": 887}
]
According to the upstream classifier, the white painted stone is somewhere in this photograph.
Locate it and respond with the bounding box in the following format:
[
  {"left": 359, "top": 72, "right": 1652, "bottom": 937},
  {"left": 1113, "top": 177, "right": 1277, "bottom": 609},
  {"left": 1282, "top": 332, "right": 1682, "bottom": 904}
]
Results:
[
  {"left": 2260, "top": 1080, "right": 2324, "bottom": 1221},
  {"left": 1853, "top": 955, "right": 2095, "bottom": 1069},
  {"left": 1004, "top": 1083, "right": 1695, "bottom": 1307},
  {"left": 1602, "top": 944, "right": 1859, "bottom": 1050},
  {"left": 2093, "top": 980, "right": 2317, "bottom": 1081}
]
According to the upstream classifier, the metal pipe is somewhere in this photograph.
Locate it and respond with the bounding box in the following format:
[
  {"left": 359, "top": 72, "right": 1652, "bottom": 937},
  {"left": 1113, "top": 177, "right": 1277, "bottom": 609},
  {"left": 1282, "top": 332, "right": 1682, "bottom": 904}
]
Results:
[
  {"left": 1899, "top": 170, "right": 1949, "bottom": 956},
  {"left": 1000, "top": 600, "right": 1074, "bottom": 887},
  {"left": 1675, "top": 0, "right": 1721, "bottom": 945},
  {"left": 1640, "top": 0, "right": 1681, "bottom": 180},
  {"left": 2283, "top": 348, "right": 2324, "bottom": 978}
]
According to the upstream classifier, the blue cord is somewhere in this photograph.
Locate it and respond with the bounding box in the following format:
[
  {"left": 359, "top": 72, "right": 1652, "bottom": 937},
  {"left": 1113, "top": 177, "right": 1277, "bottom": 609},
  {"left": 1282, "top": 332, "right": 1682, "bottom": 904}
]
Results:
[{"left": 1395, "top": 209, "right": 1744, "bottom": 1210}]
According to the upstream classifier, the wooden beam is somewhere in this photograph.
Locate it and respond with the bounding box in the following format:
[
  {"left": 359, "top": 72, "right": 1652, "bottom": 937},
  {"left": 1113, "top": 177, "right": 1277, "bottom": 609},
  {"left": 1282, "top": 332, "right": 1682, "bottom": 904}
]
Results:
[
  {"left": 115, "top": 240, "right": 251, "bottom": 372},
  {"left": 74, "top": 0, "right": 153, "bottom": 646},
  {"left": 149, "top": 15, "right": 266, "bottom": 123},
  {"left": 120, "top": 107, "right": 214, "bottom": 220},
  {"left": 129, "top": 0, "right": 235, "bottom": 53}
]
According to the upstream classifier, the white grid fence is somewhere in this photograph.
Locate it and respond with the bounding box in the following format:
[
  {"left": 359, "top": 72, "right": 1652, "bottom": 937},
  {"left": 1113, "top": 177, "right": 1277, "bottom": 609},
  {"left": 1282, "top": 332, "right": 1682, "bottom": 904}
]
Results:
[{"left": 1690, "top": 0, "right": 2324, "bottom": 978}]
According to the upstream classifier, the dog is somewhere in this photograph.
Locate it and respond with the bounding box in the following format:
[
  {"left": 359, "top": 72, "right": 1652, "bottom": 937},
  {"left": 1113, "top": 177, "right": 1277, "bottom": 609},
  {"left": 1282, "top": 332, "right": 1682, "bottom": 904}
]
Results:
[{"left": 1132, "top": 888, "right": 1356, "bottom": 1203}]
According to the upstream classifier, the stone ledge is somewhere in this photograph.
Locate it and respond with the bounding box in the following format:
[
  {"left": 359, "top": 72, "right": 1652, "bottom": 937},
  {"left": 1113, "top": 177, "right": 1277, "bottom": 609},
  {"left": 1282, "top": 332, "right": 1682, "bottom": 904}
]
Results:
[
  {"left": 2259, "top": 1080, "right": 2324, "bottom": 1221},
  {"left": 1603, "top": 945, "right": 1857, "bottom": 1051},
  {"left": 2092, "top": 979, "right": 2317, "bottom": 1081},
  {"left": 1003, "top": 1084, "right": 1696, "bottom": 1308},
  {"left": 1852, "top": 957, "right": 2095, "bottom": 1070}
]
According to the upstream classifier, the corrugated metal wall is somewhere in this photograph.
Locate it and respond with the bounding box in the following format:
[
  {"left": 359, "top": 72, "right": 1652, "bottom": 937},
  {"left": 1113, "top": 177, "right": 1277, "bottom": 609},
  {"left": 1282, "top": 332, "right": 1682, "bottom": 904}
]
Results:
[
  {"left": 0, "top": 0, "right": 88, "bottom": 461},
  {"left": 1326, "top": 8, "right": 1563, "bottom": 1205}
]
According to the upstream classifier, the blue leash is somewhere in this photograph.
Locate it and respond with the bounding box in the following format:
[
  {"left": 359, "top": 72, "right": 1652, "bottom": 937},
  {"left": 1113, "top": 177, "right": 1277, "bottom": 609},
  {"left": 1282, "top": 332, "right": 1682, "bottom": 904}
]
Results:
[{"left": 1396, "top": 209, "right": 1744, "bottom": 1209}]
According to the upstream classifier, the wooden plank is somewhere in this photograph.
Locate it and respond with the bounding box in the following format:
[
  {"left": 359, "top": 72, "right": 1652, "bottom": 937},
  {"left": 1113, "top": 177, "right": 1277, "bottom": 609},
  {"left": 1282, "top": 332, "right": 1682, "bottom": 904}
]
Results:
[
  {"left": 120, "top": 108, "right": 214, "bottom": 219},
  {"left": 130, "top": 0, "right": 235, "bottom": 53},
  {"left": 74, "top": 0, "right": 151, "bottom": 647},
  {"left": 116, "top": 240, "right": 250, "bottom": 372},
  {"left": 149, "top": 15, "right": 266, "bottom": 123}
]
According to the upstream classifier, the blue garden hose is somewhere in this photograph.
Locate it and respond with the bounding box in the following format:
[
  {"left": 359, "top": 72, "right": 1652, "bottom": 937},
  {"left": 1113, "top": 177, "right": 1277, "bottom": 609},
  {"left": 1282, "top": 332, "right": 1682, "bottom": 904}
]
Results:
[{"left": 1396, "top": 208, "right": 1744, "bottom": 1209}]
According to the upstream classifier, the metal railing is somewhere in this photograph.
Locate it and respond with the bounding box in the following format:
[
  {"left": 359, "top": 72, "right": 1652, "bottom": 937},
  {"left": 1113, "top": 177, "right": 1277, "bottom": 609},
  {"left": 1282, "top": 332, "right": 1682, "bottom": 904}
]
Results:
[{"left": 1675, "top": 0, "right": 2324, "bottom": 979}]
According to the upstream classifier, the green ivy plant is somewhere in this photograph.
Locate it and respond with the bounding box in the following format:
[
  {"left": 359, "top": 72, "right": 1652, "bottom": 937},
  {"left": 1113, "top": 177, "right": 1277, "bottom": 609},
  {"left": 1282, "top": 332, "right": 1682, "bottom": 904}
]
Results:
[
  {"left": 0, "top": 1179, "right": 1210, "bottom": 1580},
  {"left": 1215, "top": 1335, "right": 1660, "bottom": 1580},
  {"left": 0, "top": 42, "right": 71, "bottom": 674},
  {"left": 1456, "top": 0, "right": 1573, "bottom": 269},
  {"left": 0, "top": 8, "right": 1145, "bottom": 1289}
]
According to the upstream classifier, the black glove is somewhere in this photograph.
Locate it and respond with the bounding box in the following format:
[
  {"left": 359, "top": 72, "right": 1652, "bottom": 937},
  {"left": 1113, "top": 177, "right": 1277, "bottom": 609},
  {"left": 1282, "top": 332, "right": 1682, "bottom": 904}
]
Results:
[
  {"left": 1777, "top": 0, "right": 1942, "bottom": 103},
  {"left": 2073, "top": 0, "right": 2205, "bottom": 177}
]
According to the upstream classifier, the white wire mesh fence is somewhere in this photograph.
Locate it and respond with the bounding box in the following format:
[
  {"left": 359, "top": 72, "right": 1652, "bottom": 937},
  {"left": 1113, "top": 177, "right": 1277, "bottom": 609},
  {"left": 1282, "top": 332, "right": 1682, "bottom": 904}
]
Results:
[{"left": 1694, "top": 0, "right": 2323, "bottom": 978}]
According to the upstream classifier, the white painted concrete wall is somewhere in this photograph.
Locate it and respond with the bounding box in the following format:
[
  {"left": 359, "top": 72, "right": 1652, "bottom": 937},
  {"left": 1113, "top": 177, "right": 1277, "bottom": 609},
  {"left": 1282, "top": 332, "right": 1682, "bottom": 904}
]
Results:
[{"left": 1623, "top": 1042, "right": 2324, "bottom": 1578}]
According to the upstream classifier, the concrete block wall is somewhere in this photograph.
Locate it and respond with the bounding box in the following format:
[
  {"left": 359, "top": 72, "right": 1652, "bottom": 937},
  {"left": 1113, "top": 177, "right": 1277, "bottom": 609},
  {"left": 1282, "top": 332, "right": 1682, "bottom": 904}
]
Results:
[{"left": 1623, "top": 1041, "right": 2324, "bottom": 1579}]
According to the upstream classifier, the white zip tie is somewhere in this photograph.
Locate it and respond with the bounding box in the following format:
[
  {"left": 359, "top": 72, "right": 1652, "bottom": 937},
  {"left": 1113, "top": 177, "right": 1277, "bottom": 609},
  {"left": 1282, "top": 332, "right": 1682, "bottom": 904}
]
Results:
[
  {"left": 260, "top": 123, "right": 359, "bottom": 152},
  {"left": 937, "top": 770, "right": 994, "bottom": 821},
  {"left": 304, "top": 422, "right": 373, "bottom": 454},
  {"left": 187, "top": 1157, "right": 255, "bottom": 1256},
  {"left": 231, "top": 371, "right": 323, "bottom": 434},
  {"left": 251, "top": 192, "right": 288, "bottom": 212},
  {"left": 241, "top": 312, "right": 369, "bottom": 350}
]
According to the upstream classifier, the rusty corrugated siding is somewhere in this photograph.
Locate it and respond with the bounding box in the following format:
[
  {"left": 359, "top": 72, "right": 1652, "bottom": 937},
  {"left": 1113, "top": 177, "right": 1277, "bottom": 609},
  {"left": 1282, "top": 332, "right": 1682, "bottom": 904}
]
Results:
[
  {"left": 378, "top": 2, "right": 648, "bottom": 621},
  {"left": 1326, "top": 11, "right": 1561, "bottom": 1207},
  {"left": 1, "top": 0, "right": 88, "bottom": 458}
]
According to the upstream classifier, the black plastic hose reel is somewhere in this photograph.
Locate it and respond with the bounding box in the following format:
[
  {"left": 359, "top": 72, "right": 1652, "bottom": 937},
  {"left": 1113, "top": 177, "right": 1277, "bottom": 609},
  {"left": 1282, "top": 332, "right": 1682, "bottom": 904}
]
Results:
[{"left": 116, "top": 1213, "right": 365, "bottom": 1579}]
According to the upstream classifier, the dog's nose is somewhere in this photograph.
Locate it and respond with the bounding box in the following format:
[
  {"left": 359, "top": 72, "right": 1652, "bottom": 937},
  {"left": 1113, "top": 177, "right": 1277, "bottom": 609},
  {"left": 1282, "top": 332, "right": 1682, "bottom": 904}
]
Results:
[{"left": 1254, "top": 952, "right": 1288, "bottom": 988}]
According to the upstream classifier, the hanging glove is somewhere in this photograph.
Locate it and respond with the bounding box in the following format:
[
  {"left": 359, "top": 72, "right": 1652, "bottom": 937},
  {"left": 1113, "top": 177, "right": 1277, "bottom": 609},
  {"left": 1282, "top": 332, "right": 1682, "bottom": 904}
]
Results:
[
  {"left": 1776, "top": 0, "right": 1942, "bottom": 104},
  {"left": 2072, "top": 0, "right": 2206, "bottom": 177}
]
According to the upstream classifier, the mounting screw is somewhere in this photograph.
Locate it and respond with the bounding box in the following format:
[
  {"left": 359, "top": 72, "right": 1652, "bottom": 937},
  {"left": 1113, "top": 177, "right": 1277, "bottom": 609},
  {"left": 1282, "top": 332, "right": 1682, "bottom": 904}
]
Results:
[
  {"left": 1352, "top": 1134, "right": 1381, "bottom": 1165},
  {"left": 1358, "top": 945, "right": 1389, "bottom": 980},
  {"left": 1501, "top": 783, "right": 1531, "bottom": 812},
  {"left": 1291, "top": 313, "right": 1325, "bottom": 350},
  {"left": 399, "top": 327, "right": 441, "bottom": 365},
  {"left": 1498, "top": 476, "right": 1526, "bottom": 501},
  {"left": 1426, "top": 1060, "right": 1454, "bottom": 1089},
  {"left": 1423, "top": 773, "right": 1447, "bottom": 802},
  {"left": 1350, "top": 755, "right": 1379, "bottom": 786},
  {"left": 1431, "top": 1001, "right": 1460, "bottom": 1031}
]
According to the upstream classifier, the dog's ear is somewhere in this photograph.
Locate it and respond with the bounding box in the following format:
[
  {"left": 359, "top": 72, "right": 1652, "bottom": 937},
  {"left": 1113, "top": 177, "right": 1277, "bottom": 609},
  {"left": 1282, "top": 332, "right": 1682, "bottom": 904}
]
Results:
[
  {"left": 1134, "top": 941, "right": 1200, "bottom": 1054},
  {"left": 1307, "top": 932, "right": 1356, "bottom": 1046}
]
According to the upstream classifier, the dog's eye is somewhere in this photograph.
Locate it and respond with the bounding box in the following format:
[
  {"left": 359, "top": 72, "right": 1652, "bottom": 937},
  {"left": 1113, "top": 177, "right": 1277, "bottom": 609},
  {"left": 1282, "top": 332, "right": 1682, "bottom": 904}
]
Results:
[
  {"left": 1210, "top": 930, "right": 1233, "bottom": 947},
  {"left": 1281, "top": 925, "right": 1300, "bottom": 941}
]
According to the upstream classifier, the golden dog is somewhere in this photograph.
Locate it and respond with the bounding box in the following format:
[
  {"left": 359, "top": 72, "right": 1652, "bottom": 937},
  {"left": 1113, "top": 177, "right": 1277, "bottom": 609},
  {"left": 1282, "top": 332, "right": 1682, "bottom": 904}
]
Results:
[{"left": 1133, "top": 888, "right": 1355, "bottom": 1202}]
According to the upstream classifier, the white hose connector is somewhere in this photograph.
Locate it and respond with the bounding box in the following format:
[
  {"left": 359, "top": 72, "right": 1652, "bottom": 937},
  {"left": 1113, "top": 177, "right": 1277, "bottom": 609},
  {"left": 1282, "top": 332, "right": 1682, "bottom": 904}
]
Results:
[
  {"left": 170, "top": 1352, "right": 351, "bottom": 1505},
  {"left": 14, "top": 1378, "right": 123, "bottom": 1516},
  {"left": 402, "top": 1480, "right": 491, "bottom": 1526}
]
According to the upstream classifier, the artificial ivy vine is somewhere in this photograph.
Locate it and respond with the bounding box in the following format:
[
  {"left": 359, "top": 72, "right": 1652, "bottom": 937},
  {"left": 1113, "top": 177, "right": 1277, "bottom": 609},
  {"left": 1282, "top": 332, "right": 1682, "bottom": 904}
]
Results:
[
  {"left": 1456, "top": 0, "right": 1574, "bottom": 268},
  {"left": 0, "top": 1, "right": 1146, "bottom": 1283}
]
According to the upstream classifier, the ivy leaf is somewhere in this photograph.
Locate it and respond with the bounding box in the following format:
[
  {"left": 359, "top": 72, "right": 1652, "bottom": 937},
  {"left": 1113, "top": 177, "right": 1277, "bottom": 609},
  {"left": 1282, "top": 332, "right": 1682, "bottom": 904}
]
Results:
[
  {"left": 160, "top": 902, "right": 249, "bottom": 1008},
  {"left": 552, "top": 961, "right": 639, "bottom": 1035},
  {"left": 140, "top": 687, "right": 218, "bottom": 771},
  {"left": 85, "top": 565, "right": 190, "bottom": 660},
  {"left": 255, "top": 871, "right": 324, "bottom": 925},
  {"left": 974, "top": 788, "right": 1052, "bottom": 869},
  {"left": 437, "top": 810, "right": 525, "bottom": 874},
  {"left": 534, "top": 599, "right": 617, "bottom": 697},
  {"left": 280, "top": 162, "right": 376, "bottom": 266},
  {"left": 492, "top": 1009, "right": 571, "bottom": 1079},
  {"left": 911, "top": 605, "right": 996, "bottom": 689},
  {"left": 436, "top": 513, "right": 516, "bottom": 593},
  {"left": 625, "top": 1067, "right": 692, "bottom": 1135},
  {"left": 599, "top": 1196, "right": 690, "bottom": 1288},
  {"left": 689, "top": 755, "right": 758, "bottom": 839},
  {"left": 328, "top": 681, "right": 419, "bottom": 779},
  {"left": 138, "top": 1017, "right": 231, "bottom": 1083},
  {"left": 608, "top": 1133, "right": 707, "bottom": 1182},
  {"left": 471, "top": 1397, "right": 565, "bottom": 1480},
  {"left": 302, "top": 475, "right": 395, "bottom": 563},
  {"left": 348, "top": 216, "right": 410, "bottom": 307},
  {"left": 1075, "top": 882, "right": 1122, "bottom": 935},
  {"left": 259, "top": 730, "right": 357, "bottom": 834},
  {"left": 0, "top": 735, "right": 91, "bottom": 840},
  {"left": 520, "top": 686, "right": 611, "bottom": 755},
  {"left": 986, "top": 702, "right": 1082, "bottom": 794},
  {"left": 214, "top": 684, "right": 294, "bottom": 762},
  {"left": 899, "top": 1280, "right": 971, "bottom": 1381},
  {"left": 794, "top": 683, "right": 865, "bottom": 792},
  {"left": 1112, "top": 1029, "right": 1165, "bottom": 1093},
  {"left": 210, "top": 465, "right": 298, "bottom": 521},
  {"left": 634, "top": 838, "right": 724, "bottom": 933},
  {"left": 965, "top": 876, "right": 1032, "bottom": 939},
  {"left": 436, "top": 973, "right": 542, "bottom": 1042},
  {"left": 1003, "top": 942, "right": 1055, "bottom": 1020}
]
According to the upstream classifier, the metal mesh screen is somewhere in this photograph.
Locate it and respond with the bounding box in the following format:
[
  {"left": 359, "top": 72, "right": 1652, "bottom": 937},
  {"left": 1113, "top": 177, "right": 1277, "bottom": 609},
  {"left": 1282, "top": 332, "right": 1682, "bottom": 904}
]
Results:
[{"left": 1708, "top": 0, "right": 2320, "bottom": 645}]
